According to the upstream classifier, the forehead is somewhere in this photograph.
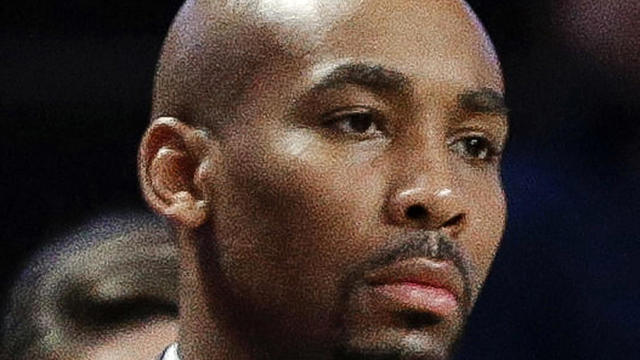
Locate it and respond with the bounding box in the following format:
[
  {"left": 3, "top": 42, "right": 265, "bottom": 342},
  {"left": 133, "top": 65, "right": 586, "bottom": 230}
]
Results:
[
  {"left": 263, "top": 1, "right": 497, "bottom": 91},
  {"left": 220, "top": 1, "right": 502, "bottom": 121},
  {"left": 313, "top": 0, "right": 502, "bottom": 90},
  {"left": 183, "top": 0, "right": 504, "bottom": 128}
]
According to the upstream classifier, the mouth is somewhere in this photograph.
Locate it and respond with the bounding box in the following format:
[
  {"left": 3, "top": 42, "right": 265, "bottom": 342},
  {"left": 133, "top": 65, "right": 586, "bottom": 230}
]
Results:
[{"left": 363, "top": 257, "right": 464, "bottom": 319}]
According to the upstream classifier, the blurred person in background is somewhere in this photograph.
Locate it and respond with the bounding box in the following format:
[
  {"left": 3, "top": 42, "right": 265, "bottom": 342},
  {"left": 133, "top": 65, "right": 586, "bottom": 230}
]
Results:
[{"left": 1, "top": 210, "right": 178, "bottom": 360}]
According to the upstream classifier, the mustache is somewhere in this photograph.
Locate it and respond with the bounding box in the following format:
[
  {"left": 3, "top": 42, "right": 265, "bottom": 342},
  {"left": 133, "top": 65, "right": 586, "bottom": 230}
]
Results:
[
  {"left": 344, "top": 230, "right": 475, "bottom": 314},
  {"left": 371, "top": 231, "right": 461, "bottom": 269}
]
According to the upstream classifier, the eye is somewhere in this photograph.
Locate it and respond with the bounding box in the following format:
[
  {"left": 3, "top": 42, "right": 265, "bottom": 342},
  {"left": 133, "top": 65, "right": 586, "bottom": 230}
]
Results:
[
  {"left": 450, "top": 135, "right": 498, "bottom": 161},
  {"left": 324, "top": 107, "right": 384, "bottom": 138}
]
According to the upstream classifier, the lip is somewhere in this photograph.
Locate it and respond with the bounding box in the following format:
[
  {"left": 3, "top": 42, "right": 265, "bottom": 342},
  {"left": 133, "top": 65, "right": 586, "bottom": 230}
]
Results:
[{"left": 363, "top": 257, "right": 464, "bottom": 316}]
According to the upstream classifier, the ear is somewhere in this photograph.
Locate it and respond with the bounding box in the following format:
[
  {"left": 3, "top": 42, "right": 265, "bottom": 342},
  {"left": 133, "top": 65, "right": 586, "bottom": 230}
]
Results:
[{"left": 138, "top": 117, "right": 219, "bottom": 229}]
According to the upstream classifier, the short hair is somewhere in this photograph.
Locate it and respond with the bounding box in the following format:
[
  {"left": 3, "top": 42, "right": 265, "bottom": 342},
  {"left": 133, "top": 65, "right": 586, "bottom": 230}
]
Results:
[{"left": 0, "top": 210, "right": 178, "bottom": 360}]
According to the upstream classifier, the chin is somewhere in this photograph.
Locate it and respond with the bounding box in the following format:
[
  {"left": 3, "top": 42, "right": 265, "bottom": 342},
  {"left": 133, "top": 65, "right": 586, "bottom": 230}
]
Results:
[
  {"left": 335, "top": 326, "right": 463, "bottom": 360},
  {"left": 335, "top": 287, "right": 467, "bottom": 360}
]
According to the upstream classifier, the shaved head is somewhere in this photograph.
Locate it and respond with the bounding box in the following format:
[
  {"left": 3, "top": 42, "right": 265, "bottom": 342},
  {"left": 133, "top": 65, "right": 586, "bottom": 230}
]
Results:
[
  {"left": 152, "top": 0, "right": 306, "bottom": 130},
  {"left": 152, "top": 0, "right": 500, "bottom": 132}
]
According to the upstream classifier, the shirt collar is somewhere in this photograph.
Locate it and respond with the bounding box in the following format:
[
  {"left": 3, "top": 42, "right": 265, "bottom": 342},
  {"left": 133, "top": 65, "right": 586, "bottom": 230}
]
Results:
[{"left": 159, "top": 343, "right": 180, "bottom": 360}]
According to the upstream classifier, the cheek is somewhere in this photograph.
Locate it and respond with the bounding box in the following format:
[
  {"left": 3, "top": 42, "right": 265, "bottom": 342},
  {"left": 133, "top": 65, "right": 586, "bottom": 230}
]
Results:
[
  {"left": 214, "top": 127, "right": 387, "bottom": 314},
  {"left": 461, "top": 173, "right": 506, "bottom": 286}
]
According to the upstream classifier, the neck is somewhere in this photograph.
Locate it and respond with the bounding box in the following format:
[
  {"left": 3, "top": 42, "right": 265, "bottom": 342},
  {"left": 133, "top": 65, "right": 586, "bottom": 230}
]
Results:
[
  {"left": 178, "top": 227, "right": 254, "bottom": 360},
  {"left": 176, "top": 227, "right": 333, "bottom": 360}
]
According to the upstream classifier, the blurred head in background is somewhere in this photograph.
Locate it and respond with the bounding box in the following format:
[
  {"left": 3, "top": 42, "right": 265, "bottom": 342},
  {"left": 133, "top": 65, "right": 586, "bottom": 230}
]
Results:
[{"left": 1, "top": 210, "right": 178, "bottom": 360}]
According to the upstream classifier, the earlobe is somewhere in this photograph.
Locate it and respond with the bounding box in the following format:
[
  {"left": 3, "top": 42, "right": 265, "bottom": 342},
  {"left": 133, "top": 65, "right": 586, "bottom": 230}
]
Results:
[
  {"left": 165, "top": 191, "right": 208, "bottom": 229},
  {"left": 138, "top": 117, "right": 216, "bottom": 229}
]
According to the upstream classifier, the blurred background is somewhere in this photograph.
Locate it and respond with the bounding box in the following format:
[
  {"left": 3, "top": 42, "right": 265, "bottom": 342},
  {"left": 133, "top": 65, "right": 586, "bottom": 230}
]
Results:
[{"left": 1, "top": 0, "right": 639, "bottom": 358}]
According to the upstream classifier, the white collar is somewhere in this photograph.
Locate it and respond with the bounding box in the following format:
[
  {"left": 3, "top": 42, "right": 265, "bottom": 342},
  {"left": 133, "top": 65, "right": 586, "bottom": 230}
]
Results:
[{"left": 160, "top": 343, "right": 180, "bottom": 360}]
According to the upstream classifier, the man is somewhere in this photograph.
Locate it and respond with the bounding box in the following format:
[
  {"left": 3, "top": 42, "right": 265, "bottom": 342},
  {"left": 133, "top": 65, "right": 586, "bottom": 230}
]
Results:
[
  {"left": 139, "top": 0, "right": 508, "bottom": 359},
  {"left": 1, "top": 210, "right": 178, "bottom": 360}
]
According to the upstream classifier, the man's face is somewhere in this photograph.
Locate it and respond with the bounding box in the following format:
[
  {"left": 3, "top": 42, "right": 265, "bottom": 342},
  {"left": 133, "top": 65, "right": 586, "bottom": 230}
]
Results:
[{"left": 198, "top": 1, "right": 506, "bottom": 358}]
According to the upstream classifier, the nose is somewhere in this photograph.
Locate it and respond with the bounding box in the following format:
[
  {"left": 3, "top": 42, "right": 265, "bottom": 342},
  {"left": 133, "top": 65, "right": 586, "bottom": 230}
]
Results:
[{"left": 386, "top": 175, "right": 466, "bottom": 236}]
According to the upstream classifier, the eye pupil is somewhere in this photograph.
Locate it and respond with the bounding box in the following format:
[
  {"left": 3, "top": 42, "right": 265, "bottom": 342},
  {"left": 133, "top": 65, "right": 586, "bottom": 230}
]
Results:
[
  {"left": 324, "top": 108, "right": 383, "bottom": 139},
  {"left": 349, "top": 113, "right": 373, "bottom": 133},
  {"left": 467, "top": 138, "right": 481, "bottom": 154},
  {"left": 464, "top": 137, "right": 488, "bottom": 158}
]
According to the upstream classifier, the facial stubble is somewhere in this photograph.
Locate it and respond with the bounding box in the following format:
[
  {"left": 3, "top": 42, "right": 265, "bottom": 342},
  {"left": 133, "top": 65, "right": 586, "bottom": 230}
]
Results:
[{"left": 333, "top": 230, "right": 475, "bottom": 360}]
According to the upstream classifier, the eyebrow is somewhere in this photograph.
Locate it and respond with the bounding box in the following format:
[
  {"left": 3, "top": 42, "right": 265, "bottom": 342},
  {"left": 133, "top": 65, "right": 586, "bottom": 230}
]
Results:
[
  {"left": 310, "top": 62, "right": 509, "bottom": 116},
  {"left": 458, "top": 88, "right": 509, "bottom": 116},
  {"left": 311, "top": 62, "right": 410, "bottom": 94}
]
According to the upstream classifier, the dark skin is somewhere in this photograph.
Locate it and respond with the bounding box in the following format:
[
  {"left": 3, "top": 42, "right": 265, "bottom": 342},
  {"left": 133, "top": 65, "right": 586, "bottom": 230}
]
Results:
[{"left": 139, "top": 0, "right": 508, "bottom": 359}]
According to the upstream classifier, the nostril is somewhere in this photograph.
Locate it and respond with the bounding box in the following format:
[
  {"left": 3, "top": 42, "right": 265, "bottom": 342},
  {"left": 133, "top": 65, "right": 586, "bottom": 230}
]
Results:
[
  {"left": 406, "top": 205, "right": 428, "bottom": 220},
  {"left": 442, "top": 213, "right": 464, "bottom": 228}
]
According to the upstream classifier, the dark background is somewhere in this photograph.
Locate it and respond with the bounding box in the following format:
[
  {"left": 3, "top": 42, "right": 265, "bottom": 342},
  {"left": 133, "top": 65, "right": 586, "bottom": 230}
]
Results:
[{"left": 2, "top": 0, "right": 639, "bottom": 358}]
